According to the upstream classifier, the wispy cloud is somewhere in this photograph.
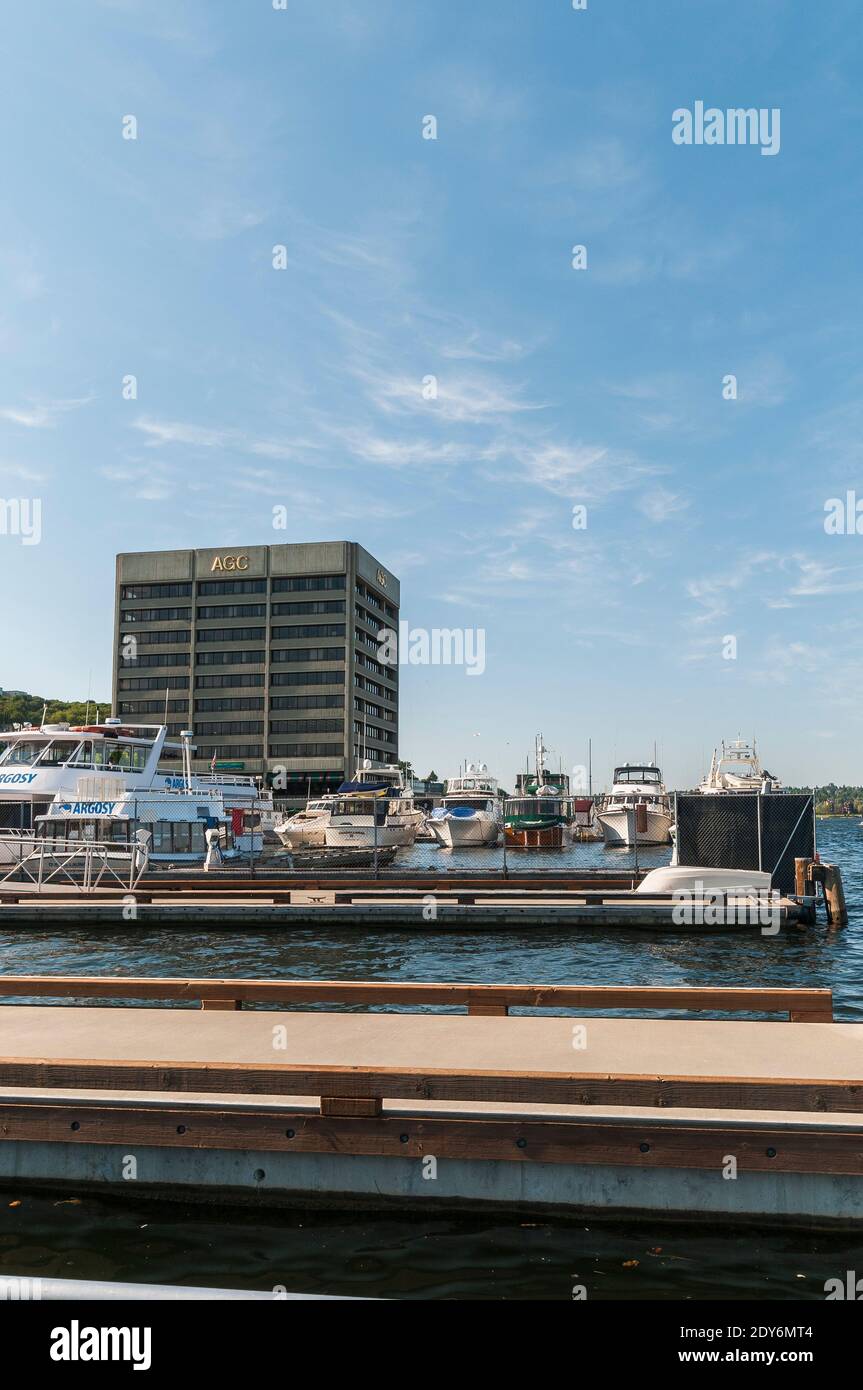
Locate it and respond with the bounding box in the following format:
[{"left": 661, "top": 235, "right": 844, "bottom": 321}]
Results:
[{"left": 0, "top": 397, "right": 93, "bottom": 428}]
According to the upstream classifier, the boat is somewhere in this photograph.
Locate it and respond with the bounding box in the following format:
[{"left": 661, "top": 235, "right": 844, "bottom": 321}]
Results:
[
  {"left": 324, "top": 761, "right": 421, "bottom": 850},
  {"left": 0, "top": 727, "right": 267, "bottom": 869},
  {"left": 504, "top": 735, "right": 573, "bottom": 849},
  {"left": 698, "top": 739, "right": 784, "bottom": 794},
  {"left": 0, "top": 719, "right": 272, "bottom": 831},
  {"left": 274, "top": 797, "right": 335, "bottom": 849},
  {"left": 428, "top": 763, "right": 503, "bottom": 848},
  {"left": 597, "top": 763, "right": 673, "bottom": 847}
]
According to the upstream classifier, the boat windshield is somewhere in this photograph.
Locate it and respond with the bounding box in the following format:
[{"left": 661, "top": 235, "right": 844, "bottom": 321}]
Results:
[
  {"left": 445, "top": 798, "right": 490, "bottom": 811},
  {"left": 331, "top": 798, "right": 388, "bottom": 823},
  {"left": 613, "top": 767, "right": 661, "bottom": 784}
]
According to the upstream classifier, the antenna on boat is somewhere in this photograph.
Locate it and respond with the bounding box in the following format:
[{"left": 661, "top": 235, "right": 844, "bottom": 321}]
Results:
[
  {"left": 164, "top": 687, "right": 170, "bottom": 725},
  {"left": 588, "top": 738, "right": 592, "bottom": 798}
]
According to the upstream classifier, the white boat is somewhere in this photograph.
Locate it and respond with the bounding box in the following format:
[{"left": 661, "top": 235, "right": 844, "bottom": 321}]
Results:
[
  {"left": 274, "top": 798, "right": 334, "bottom": 848},
  {"left": 428, "top": 763, "right": 503, "bottom": 848},
  {"left": 699, "top": 739, "right": 784, "bottom": 794},
  {"left": 0, "top": 719, "right": 272, "bottom": 830},
  {"left": 324, "top": 763, "right": 421, "bottom": 850},
  {"left": 598, "top": 763, "right": 673, "bottom": 847},
  {"left": 0, "top": 728, "right": 267, "bottom": 867}
]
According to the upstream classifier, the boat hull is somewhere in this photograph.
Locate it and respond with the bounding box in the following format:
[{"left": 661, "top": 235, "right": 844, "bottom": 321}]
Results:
[
  {"left": 504, "top": 823, "right": 565, "bottom": 849},
  {"left": 599, "top": 806, "right": 672, "bottom": 847},
  {"left": 275, "top": 818, "right": 328, "bottom": 849},
  {"left": 430, "top": 813, "right": 500, "bottom": 848},
  {"left": 325, "top": 820, "right": 416, "bottom": 849}
]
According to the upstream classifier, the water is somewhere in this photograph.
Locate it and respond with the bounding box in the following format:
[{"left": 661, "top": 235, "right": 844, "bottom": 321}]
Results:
[{"left": 1, "top": 819, "right": 861, "bottom": 1298}]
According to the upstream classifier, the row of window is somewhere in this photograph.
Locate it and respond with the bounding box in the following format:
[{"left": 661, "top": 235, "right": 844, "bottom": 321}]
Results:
[
  {"left": 118, "top": 700, "right": 188, "bottom": 715},
  {"left": 118, "top": 676, "right": 190, "bottom": 691},
  {"left": 120, "top": 575, "right": 350, "bottom": 601},
  {"left": 191, "top": 694, "right": 345, "bottom": 712},
  {"left": 269, "top": 719, "right": 343, "bottom": 734},
  {"left": 121, "top": 607, "right": 191, "bottom": 623}
]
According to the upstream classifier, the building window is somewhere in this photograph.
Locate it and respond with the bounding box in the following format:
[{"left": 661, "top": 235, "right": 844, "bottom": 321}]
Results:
[
  {"left": 195, "top": 744, "right": 262, "bottom": 760},
  {"left": 271, "top": 600, "right": 345, "bottom": 616},
  {"left": 196, "top": 720, "right": 264, "bottom": 736},
  {"left": 195, "top": 698, "right": 265, "bottom": 712},
  {"left": 269, "top": 719, "right": 344, "bottom": 734},
  {"left": 121, "top": 583, "right": 192, "bottom": 600},
  {"left": 118, "top": 699, "right": 188, "bottom": 715},
  {"left": 271, "top": 623, "right": 345, "bottom": 640},
  {"left": 196, "top": 672, "right": 264, "bottom": 688},
  {"left": 270, "top": 670, "right": 344, "bottom": 687},
  {"left": 118, "top": 676, "right": 190, "bottom": 691},
  {"left": 270, "top": 695, "right": 343, "bottom": 710},
  {"left": 197, "top": 604, "right": 266, "bottom": 619},
  {"left": 271, "top": 575, "right": 345, "bottom": 593},
  {"left": 119, "top": 653, "right": 189, "bottom": 668},
  {"left": 197, "top": 627, "right": 265, "bottom": 643},
  {"left": 269, "top": 743, "right": 344, "bottom": 758},
  {"left": 197, "top": 579, "right": 267, "bottom": 595},
  {"left": 271, "top": 647, "right": 344, "bottom": 664},
  {"left": 121, "top": 607, "right": 192, "bottom": 623},
  {"left": 196, "top": 651, "right": 265, "bottom": 665},
  {"left": 121, "top": 629, "right": 190, "bottom": 646}
]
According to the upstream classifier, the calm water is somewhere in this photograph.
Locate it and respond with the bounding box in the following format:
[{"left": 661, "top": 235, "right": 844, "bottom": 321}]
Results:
[{"left": 1, "top": 819, "right": 862, "bottom": 1299}]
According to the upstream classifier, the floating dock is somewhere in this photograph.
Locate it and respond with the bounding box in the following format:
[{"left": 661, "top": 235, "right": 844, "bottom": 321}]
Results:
[
  {"left": 0, "top": 869, "right": 816, "bottom": 931},
  {"left": 0, "top": 975, "right": 860, "bottom": 1227}
]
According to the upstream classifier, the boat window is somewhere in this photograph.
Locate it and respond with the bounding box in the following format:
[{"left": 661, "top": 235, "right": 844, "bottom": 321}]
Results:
[
  {"left": 38, "top": 740, "right": 79, "bottom": 766},
  {"left": 151, "top": 823, "right": 172, "bottom": 852},
  {"left": 172, "top": 823, "right": 192, "bottom": 853},
  {"left": 109, "top": 821, "right": 130, "bottom": 843},
  {"left": 67, "top": 741, "right": 93, "bottom": 767},
  {"left": 1, "top": 740, "right": 47, "bottom": 765},
  {"left": 190, "top": 823, "right": 206, "bottom": 852}
]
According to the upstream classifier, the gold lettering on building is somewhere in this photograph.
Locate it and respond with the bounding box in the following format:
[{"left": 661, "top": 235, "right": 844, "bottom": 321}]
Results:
[{"left": 211, "top": 555, "right": 250, "bottom": 573}]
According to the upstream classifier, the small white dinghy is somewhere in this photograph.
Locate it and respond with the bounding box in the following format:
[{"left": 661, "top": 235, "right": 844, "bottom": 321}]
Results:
[{"left": 636, "top": 865, "right": 773, "bottom": 895}]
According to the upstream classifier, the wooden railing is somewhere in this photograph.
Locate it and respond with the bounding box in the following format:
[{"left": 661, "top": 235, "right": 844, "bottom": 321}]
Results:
[{"left": 0, "top": 975, "right": 834, "bottom": 1021}]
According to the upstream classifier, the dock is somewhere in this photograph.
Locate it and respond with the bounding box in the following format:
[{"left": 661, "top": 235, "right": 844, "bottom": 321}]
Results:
[
  {"left": 0, "top": 974, "right": 860, "bottom": 1227},
  {"left": 0, "top": 869, "right": 815, "bottom": 930}
]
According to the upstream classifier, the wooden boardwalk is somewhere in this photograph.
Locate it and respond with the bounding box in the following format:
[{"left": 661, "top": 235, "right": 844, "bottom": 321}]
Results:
[{"left": 0, "top": 977, "right": 861, "bottom": 1225}]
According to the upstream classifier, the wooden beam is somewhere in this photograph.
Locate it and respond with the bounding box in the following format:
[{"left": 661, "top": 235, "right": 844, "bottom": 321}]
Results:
[
  {"left": 1, "top": 1101, "right": 861, "bottom": 1175},
  {"left": 0, "top": 975, "right": 834, "bottom": 1020},
  {"left": 0, "top": 1056, "right": 858, "bottom": 1112}
]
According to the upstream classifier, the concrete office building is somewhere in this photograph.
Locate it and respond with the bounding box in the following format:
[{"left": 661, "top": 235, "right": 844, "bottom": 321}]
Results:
[{"left": 113, "top": 543, "right": 399, "bottom": 797}]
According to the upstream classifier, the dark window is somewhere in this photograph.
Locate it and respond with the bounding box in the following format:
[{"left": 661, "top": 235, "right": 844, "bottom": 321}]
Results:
[
  {"left": 195, "top": 744, "right": 262, "bottom": 759},
  {"left": 196, "top": 672, "right": 264, "bottom": 688},
  {"left": 271, "top": 623, "right": 345, "bottom": 640},
  {"left": 195, "top": 698, "right": 265, "bottom": 712},
  {"left": 121, "top": 583, "right": 192, "bottom": 600},
  {"left": 197, "top": 604, "right": 267, "bottom": 620},
  {"left": 271, "top": 575, "right": 345, "bottom": 593},
  {"left": 271, "top": 647, "right": 344, "bottom": 664},
  {"left": 271, "top": 600, "right": 345, "bottom": 616},
  {"left": 119, "top": 653, "right": 189, "bottom": 668},
  {"left": 197, "top": 579, "right": 267, "bottom": 595},
  {"left": 196, "top": 651, "right": 265, "bottom": 666},
  {"left": 196, "top": 720, "right": 264, "bottom": 736},
  {"left": 269, "top": 743, "right": 344, "bottom": 758},
  {"left": 271, "top": 695, "right": 343, "bottom": 710},
  {"left": 197, "top": 627, "right": 265, "bottom": 643},
  {"left": 269, "top": 719, "right": 344, "bottom": 734},
  {"left": 118, "top": 676, "right": 190, "bottom": 691},
  {"left": 120, "top": 607, "right": 191, "bottom": 623},
  {"left": 118, "top": 699, "right": 187, "bottom": 715},
  {"left": 120, "top": 629, "right": 190, "bottom": 646},
  {"left": 270, "top": 670, "right": 344, "bottom": 687}
]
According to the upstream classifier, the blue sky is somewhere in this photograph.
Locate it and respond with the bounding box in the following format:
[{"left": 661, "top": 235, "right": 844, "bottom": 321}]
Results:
[{"left": 1, "top": 0, "right": 862, "bottom": 789}]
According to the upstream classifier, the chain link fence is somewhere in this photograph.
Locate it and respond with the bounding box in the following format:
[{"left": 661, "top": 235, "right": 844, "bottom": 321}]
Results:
[{"left": 674, "top": 793, "right": 814, "bottom": 894}]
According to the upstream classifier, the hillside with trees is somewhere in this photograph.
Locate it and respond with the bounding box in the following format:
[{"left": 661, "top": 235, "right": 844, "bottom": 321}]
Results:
[{"left": 0, "top": 690, "right": 110, "bottom": 729}]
